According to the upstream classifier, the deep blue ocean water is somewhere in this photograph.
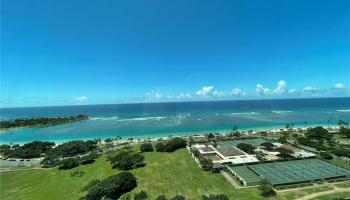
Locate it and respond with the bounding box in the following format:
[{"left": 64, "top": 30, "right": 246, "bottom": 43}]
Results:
[{"left": 0, "top": 98, "right": 349, "bottom": 144}]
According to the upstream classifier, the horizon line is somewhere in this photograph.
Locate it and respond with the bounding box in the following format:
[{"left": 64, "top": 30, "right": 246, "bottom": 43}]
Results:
[{"left": 1, "top": 96, "right": 349, "bottom": 109}]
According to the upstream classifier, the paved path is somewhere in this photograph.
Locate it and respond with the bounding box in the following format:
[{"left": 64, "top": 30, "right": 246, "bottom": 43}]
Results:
[
  {"left": 221, "top": 171, "right": 241, "bottom": 189},
  {"left": 295, "top": 187, "right": 350, "bottom": 200}
]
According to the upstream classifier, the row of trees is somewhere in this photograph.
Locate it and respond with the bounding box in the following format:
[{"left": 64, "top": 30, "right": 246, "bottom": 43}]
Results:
[
  {"left": 0, "top": 115, "right": 88, "bottom": 129},
  {"left": 155, "top": 138, "right": 187, "bottom": 152},
  {"left": 1, "top": 141, "right": 55, "bottom": 159},
  {"left": 42, "top": 140, "right": 98, "bottom": 167},
  {"left": 108, "top": 151, "right": 145, "bottom": 170},
  {"left": 120, "top": 191, "right": 229, "bottom": 200}
]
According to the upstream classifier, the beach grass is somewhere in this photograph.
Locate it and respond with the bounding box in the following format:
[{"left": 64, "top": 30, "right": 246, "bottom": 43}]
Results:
[{"left": 0, "top": 146, "right": 345, "bottom": 200}]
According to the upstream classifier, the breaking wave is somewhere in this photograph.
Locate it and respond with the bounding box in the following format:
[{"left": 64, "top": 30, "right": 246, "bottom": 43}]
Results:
[
  {"left": 90, "top": 116, "right": 119, "bottom": 120},
  {"left": 117, "top": 116, "right": 166, "bottom": 122},
  {"left": 337, "top": 109, "right": 350, "bottom": 112},
  {"left": 271, "top": 110, "right": 294, "bottom": 114},
  {"left": 231, "top": 112, "right": 260, "bottom": 115}
]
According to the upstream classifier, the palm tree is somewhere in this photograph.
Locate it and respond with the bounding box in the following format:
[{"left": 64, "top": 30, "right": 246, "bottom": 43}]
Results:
[{"left": 327, "top": 119, "right": 333, "bottom": 127}]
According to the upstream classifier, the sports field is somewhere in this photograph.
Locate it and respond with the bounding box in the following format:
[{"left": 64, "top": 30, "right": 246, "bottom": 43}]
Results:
[
  {"left": 0, "top": 147, "right": 265, "bottom": 200},
  {"left": 249, "top": 159, "right": 350, "bottom": 186}
]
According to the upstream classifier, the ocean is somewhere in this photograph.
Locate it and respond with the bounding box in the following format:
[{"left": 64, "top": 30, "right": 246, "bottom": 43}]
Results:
[{"left": 0, "top": 97, "right": 349, "bottom": 144}]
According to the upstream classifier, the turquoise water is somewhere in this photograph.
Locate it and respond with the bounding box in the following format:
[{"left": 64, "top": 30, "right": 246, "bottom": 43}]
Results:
[{"left": 0, "top": 98, "right": 349, "bottom": 144}]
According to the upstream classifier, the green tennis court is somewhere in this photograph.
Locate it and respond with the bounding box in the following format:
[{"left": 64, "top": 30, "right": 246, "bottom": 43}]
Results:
[
  {"left": 249, "top": 159, "right": 350, "bottom": 186},
  {"left": 228, "top": 159, "right": 350, "bottom": 186},
  {"left": 227, "top": 165, "right": 262, "bottom": 186}
]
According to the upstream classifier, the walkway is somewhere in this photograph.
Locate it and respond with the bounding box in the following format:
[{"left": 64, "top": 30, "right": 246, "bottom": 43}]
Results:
[
  {"left": 221, "top": 171, "right": 241, "bottom": 189},
  {"left": 295, "top": 187, "right": 350, "bottom": 200}
]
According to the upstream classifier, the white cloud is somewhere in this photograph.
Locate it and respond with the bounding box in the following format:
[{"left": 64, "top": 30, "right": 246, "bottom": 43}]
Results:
[
  {"left": 75, "top": 96, "right": 87, "bottom": 103},
  {"left": 273, "top": 80, "right": 287, "bottom": 95},
  {"left": 303, "top": 86, "right": 318, "bottom": 93},
  {"left": 177, "top": 93, "right": 192, "bottom": 99},
  {"left": 256, "top": 80, "right": 289, "bottom": 96},
  {"left": 231, "top": 88, "right": 246, "bottom": 96},
  {"left": 288, "top": 88, "right": 297, "bottom": 94},
  {"left": 213, "top": 90, "right": 224, "bottom": 97},
  {"left": 146, "top": 90, "right": 163, "bottom": 100},
  {"left": 333, "top": 83, "right": 345, "bottom": 89},
  {"left": 256, "top": 84, "right": 270, "bottom": 96},
  {"left": 195, "top": 86, "right": 214, "bottom": 97}
]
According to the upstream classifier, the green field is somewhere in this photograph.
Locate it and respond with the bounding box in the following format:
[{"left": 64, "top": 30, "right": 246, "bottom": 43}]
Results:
[
  {"left": 0, "top": 147, "right": 262, "bottom": 200},
  {"left": 0, "top": 146, "right": 347, "bottom": 200}
]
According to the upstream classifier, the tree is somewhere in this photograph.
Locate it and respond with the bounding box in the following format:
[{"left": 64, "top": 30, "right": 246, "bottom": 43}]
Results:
[
  {"left": 81, "top": 151, "right": 100, "bottom": 165},
  {"left": 337, "top": 120, "right": 349, "bottom": 126},
  {"left": 277, "top": 136, "right": 287, "bottom": 144},
  {"left": 109, "top": 151, "right": 145, "bottom": 170},
  {"left": 255, "top": 151, "right": 267, "bottom": 161},
  {"left": 169, "top": 195, "right": 186, "bottom": 200},
  {"left": 339, "top": 126, "right": 350, "bottom": 138},
  {"left": 155, "top": 142, "right": 166, "bottom": 152},
  {"left": 0, "top": 144, "right": 11, "bottom": 153},
  {"left": 133, "top": 190, "right": 147, "bottom": 200},
  {"left": 276, "top": 147, "right": 294, "bottom": 159},
  {"left": 156, "top": 138, "right": 187, "bottom": 152},
  {"left": 60, "top": 158, "right": 80, "bottom": 174},
  {"left": 105, "top": 138, "right": 113, "bottom": 143},
  {"left": 260, "top": 142, "right": 275, "bottom": 151},
  {"left": 320, "top": 152, "right": 333, "bottom": 160},
  {"left": 82, "top": 172, "right": 137, "bottom": 200},
  {"left": 202, "top": 194, "right": 229, "bottom": 200},
  {"left": 155, "top": 195, "right": 167, "bottom": 200},
  {"left": 305, "top": 127, "right": 332, "bottom": 141},
  {"left": 236, "top": 143, "right": 256, "bottom": 154},
  {"left": 207, "top": 133, "right": 215, "bottom": 140},
  {"left": 3, "top": 141, "right": 55, "bottom": 159},
  {"left": 258, "top": 179, "right": 276, "bottom": 197},
  {"left": 191, "top": 148, "right": 201, "bottom": 158},
  {"left": 199, "top": 157, "right": 213, "bottom": 171},
  {"left": 140, "top": 143, "right": 153, "bottom": 152}
]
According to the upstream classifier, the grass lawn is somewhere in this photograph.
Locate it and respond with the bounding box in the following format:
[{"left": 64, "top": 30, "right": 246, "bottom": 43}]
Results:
[
  {"left": 0, "top": 147, "right": 265, "bottom": 200},
  {"left": 309, "top": 192, "right": 350, "bottom": 200},
  {"left": 0, "top": 146, "right": 347, "bottom": 200}
]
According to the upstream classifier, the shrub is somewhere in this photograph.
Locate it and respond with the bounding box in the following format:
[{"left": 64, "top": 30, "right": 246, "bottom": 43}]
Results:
[
  {"left": 320, "top": 152, "right": 333, "bottom": 159},
  {"left": 155, "top": 195, "right": 167, "bottom": 200},
  {"left": 236, "top": 143, "right": 256, "bottom": 154},
  {"left": 59, "top": 158, "right": 80, "bottom": 170},
  {"left": 276, "top": 147, "right": 294, "bottom": 159},
  {"left": 81, "top": 179, "right": 101, "bottom": 191},
  {"left": 199, "top": 157, "right": 213, "bottom": 171},
  {"left": 202, "top": 194, "right": 229, "bottom": 200},
  {"left": 133, "top": 190, "right": 148, "bottom": 200},
  {"left": 258, "top": 179, "right": 276, "bottom": 197},
  {"left": 155, "top": 142, "right": 166, "bottom": 152},
  {"left": 140, "top": 143, "right": 153, "bottom": 152},
  {"left": 169, "top": 195, "right": 186, "bottom": 200}
]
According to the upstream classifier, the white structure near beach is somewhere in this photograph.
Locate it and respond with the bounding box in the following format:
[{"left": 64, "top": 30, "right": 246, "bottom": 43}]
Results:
[{"left": 193, "top": 144, "right": 259, "bottom": 165}]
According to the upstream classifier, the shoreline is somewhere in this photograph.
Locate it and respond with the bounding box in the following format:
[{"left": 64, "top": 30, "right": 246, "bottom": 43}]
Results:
[{"left": 0, "top": 123, "right": 343, "bottom": 145}]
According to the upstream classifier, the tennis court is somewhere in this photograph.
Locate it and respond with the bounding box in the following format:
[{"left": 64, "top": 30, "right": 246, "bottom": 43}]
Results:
[
  {"left": 227, "top": 165, "right": 262, "bottom": 186},
  {"left": 248, "top": 159, "right": 350, "bottom": 186}
]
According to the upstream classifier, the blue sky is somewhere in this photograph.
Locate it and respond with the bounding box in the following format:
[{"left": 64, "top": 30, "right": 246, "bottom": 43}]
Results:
[{"left": 1, "top": 0, "right": 350, "bottom": 107}]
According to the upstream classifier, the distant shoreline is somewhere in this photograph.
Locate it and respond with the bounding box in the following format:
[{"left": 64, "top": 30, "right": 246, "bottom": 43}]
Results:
[{"left": 0, "top": 115, "right": 89, "bottom": 131}]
